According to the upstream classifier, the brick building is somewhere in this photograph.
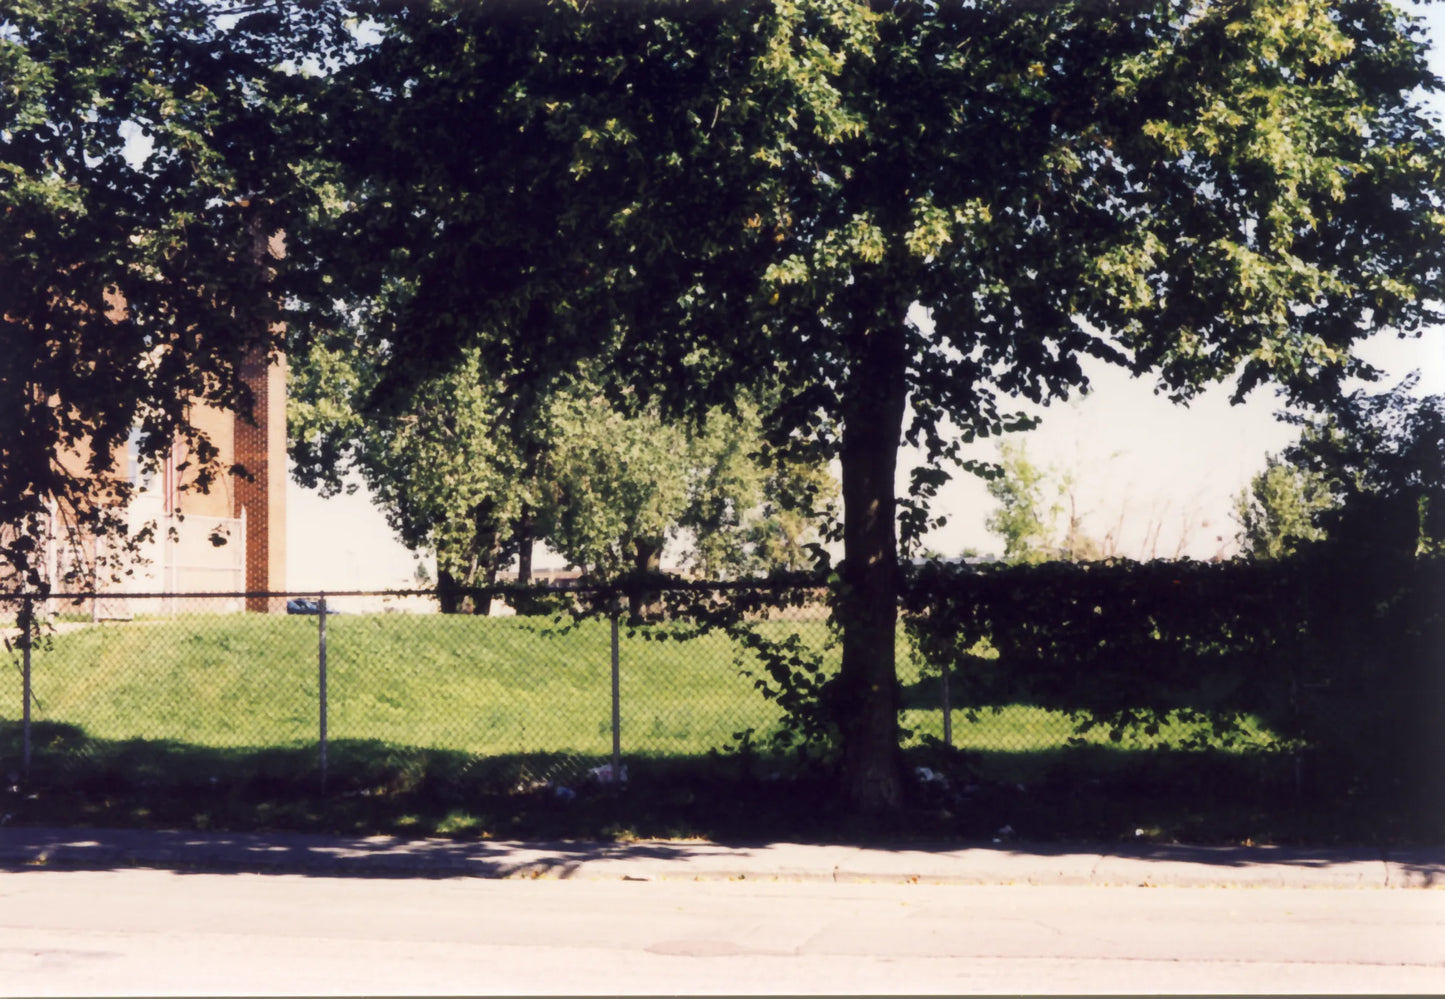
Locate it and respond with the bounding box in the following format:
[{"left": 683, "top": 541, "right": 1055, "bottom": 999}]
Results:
[
  {"left": 43, "top": 344, "right": 288, "bottom": 615},
  {"left": 161, "top": 345, "right": 288, "bottom": 612},
  {"left": 39, "top": 228, "right": 288, "bottom": 613}
]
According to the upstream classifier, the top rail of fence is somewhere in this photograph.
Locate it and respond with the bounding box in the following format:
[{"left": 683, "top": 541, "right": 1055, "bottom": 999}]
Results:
[{"left": 0, "top": 573, "right": 831, "bottom": 603}]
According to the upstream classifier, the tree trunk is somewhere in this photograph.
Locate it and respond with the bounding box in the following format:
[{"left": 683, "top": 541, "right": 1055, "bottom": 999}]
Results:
[
  {"left": 436, "top": 564, "right": 461, "bottom": 614},
  {"left": 632, "top": 535, "right": 662, "bottom": 573},
  {"left": 473, "top": 557, "right": 499, "bottom": 616},
  {"left": 628, "top": 535, "right": 663, "bottom": 617},
  {"left": 516, "top": 503, "right": 533, "bottom": 585},
  {"left": 469, "top": 502, "right": 499, "bottom": 616},
  {"left": 836, "top": 321, "right": 909, "bottom": 816}
]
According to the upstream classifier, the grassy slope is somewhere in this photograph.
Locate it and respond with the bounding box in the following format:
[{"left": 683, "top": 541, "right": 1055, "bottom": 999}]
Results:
[
  {"left": 8, "top": 614, "right": 798, "bottom": 755},
  {"left": 9, "top": 612, "right": 1428, "bottom": 846},
  {"left": 6, "top": 612, "right": 1282, "bottom": 759}
]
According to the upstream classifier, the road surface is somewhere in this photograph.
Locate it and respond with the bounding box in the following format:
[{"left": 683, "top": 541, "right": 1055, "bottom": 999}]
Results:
[{"left": 2, "top": 868, "right": 1442, "bottom": 994}]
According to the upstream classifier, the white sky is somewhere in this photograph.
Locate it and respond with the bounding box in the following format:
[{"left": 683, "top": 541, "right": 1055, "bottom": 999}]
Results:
[
  {"left": 286, "top": 5, "right": 1445, "bottom": 590},
  {"left": 903, "top": 329, "right": 1443, "bottom": 564}
]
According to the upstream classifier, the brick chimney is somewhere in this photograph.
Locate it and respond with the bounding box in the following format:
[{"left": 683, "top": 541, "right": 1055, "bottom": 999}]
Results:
[
  {"left": 234, "top": 221, "right": 287, "bottom": 612},
  {"left": 235, "top": 349, "right": 287, "bottom": 612}
]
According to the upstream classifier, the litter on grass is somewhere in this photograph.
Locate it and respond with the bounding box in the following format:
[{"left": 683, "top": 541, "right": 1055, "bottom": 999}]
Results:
[{"left": 587, "top": 763, "right": 628, "bottom": 785}]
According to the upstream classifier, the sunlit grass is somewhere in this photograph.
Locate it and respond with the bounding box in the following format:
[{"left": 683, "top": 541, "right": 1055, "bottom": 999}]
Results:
[
  {"left": 902, "top": 704, "right": 1284, "bottom": 754},
  {"left": 8, "top": 613, "right": 820, "bottom": 757}
]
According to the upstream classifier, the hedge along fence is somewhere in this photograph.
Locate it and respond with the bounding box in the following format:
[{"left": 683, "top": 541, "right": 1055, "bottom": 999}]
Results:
[{"left": 903, "top": 553, "right": 1445, "bottom": 798}]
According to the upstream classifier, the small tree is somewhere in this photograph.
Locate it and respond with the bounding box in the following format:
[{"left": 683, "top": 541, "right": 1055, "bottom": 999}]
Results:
[
  {"left": 1234, "top": 458, "right": 1333, "bottom": 560},
  {"left": 1286, "top": 379, "right": 1445, "bottom": 557},
  {"left": 290, "top": 341, "right": 834, "bottom": 599},
  {"left": 984, "top": 442, "right": 1062, "bottom": 564},
  {"left": 985, "top": 440, "right": 1116, "bottom": 563},
  {"left": 290, "top": 342, "right": 532, "bottom": 613},
  {"left": 1235, "top": 377, "right": 1445, "bottom": 560}
]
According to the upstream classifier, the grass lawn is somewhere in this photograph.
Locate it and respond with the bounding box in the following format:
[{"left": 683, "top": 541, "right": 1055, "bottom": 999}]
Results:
[
  {"left": 6, "top": 613, "right": 803, "bottom": 756},
  {"left": 2, "top": 611, "right": 1434, "bottom": 846}
]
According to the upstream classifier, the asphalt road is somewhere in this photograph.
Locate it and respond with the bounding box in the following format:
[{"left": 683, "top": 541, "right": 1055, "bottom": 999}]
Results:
[{"left": 2, "top": 868, "right": 1442, "bottom": 995}]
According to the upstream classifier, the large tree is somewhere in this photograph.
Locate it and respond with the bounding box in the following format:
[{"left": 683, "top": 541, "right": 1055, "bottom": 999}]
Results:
[
  {"left": 308, "top": 0, "right": 1445, "bottom": 812},
  {"left": 0, "top": 0, "right": 346, "bottom": 586}
]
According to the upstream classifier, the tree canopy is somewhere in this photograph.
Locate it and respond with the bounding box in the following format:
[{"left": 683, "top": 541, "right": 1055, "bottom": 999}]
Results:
[
  {"left": 0, "top": 0, "right": 346, "bottom": 585},
  {"left": 6, "top": 0, "right": 1443, "bottom": 813}
]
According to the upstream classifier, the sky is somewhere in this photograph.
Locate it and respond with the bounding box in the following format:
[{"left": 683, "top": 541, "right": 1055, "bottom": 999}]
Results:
[{"left": 285, "top": 4, "right": 1445, "bottom": 591}]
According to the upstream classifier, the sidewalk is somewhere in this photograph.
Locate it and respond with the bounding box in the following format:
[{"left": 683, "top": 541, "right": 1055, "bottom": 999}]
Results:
[{"left": 1, "top": 826, "right": 1440, "bottom": 888}]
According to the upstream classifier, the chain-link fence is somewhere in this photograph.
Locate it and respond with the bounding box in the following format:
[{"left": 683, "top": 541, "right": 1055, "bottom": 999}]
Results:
[
  {"left": 1, "top": 587, "right": 829, "bottom": 796},
  {"left": 1, "top": 582, "right": 1296, "bottom": 803}
]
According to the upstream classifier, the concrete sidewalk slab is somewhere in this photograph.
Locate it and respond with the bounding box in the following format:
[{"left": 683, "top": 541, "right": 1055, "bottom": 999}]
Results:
[
  {"left": 1090, "top": 843, "right": 1390, "bottom": 889},
  {"left": 0, "top": 826, "right": 1440, "bottom": 888}
]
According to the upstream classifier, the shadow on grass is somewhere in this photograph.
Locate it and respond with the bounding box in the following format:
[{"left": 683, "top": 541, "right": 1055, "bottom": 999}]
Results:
[{"left": 1, "top": 719, "right": 1439, "bottom": 848}]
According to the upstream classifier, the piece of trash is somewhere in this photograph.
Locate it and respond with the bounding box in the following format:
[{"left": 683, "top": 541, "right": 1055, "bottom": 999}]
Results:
[
  {"left": 587, "top": 763, "right": 629, "bottom": 784},
  {"left": 914, "top": 767, "right": 947, "bottom": 786},
  {"left": 1135, "top": 828, "right": 1146, "bottom": 837},
  {"left": 553, "top": 785, "right": 576, "bottom": 801}
]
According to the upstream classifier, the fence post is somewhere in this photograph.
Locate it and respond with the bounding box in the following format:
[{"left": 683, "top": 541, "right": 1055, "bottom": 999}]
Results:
[
  {"left": 318, "top": 593, "right": 328, "bottom": 794},
  {"left": 611, "top": 610, "right": 621, "bottom": 780},
  {"left": 21, "top": 592, "right": 32, "bottom": 781},
  {"left": 941, "top": 664, "right": 952, "bottom": 750}
]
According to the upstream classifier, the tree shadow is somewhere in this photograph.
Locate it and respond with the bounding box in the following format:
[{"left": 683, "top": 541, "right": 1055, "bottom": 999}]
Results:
[
  {"left": 0, "top": 824, "right": 759, "bottom": 880},
  {"left": 0, "top": 718, "right": 1439, "bottom": 854}
]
